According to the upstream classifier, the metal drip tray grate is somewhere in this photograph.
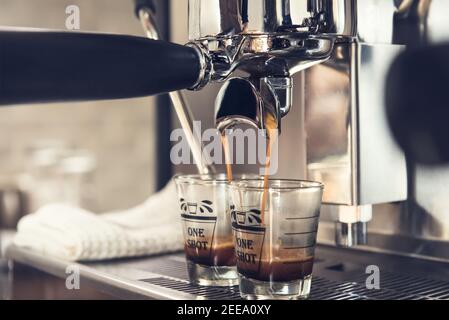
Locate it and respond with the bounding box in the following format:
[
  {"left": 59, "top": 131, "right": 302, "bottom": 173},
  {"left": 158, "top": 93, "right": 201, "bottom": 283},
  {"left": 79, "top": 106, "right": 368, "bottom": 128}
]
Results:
[
  {"left": 137, "top": 256, "right": 449, "bottom": 300},
  {"left": 141, "top": 276, "right": 366, "bottom": 300},
  {"left": 345, "top": 271, "right": 449, "bottom": 300},
  {"left": 8, "top": 245, "right": 449, "bottom": 300},
  {"left": 142, "top": 278, "right": 242, "bottom": 300}
]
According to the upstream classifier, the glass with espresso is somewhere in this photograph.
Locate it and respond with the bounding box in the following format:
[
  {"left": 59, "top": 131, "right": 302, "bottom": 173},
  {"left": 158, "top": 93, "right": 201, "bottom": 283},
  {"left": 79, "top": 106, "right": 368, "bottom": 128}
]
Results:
[
  {"left": 175, "top": 174, "right": 251, "bottom": 286},
  {"left": 229, "top": 179, "right": 323, "bottom": 299}
]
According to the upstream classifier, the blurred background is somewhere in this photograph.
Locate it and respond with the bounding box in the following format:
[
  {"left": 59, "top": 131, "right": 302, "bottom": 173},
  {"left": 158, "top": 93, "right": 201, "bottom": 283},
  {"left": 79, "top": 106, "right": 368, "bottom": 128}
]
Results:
[{"left": 0, "top": 0, "right": 158, "bottom": 218}]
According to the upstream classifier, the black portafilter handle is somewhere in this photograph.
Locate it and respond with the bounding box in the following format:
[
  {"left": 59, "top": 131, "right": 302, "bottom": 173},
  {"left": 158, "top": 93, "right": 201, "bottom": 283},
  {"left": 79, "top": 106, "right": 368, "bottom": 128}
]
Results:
[
  {"left": 0, "top": 30, "right": 201, "bottom": 105},
  {"left": 386, "top": 43, "right": 449, "bottom": 165}
]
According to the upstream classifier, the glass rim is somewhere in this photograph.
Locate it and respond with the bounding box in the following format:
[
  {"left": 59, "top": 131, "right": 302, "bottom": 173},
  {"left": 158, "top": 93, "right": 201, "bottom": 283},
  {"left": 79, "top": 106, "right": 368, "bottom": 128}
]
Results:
[
  {"left": 229, "top": 178, "right": 324, "bottom": 191},
  {"left": 173, "top": 173, "right": 260, "bottom": 185}
]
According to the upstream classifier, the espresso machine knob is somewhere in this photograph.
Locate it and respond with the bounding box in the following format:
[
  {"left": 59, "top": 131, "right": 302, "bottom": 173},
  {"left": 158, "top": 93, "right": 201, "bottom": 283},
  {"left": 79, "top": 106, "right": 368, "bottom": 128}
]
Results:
[{"left": 386, "top": 43, "right": 449, "bottom": 165}]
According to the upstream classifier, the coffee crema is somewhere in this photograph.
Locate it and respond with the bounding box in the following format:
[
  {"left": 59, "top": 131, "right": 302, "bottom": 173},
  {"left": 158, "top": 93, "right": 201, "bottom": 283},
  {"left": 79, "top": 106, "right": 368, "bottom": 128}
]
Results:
[{"left": 184, "top": 241, "right": 236, "bottom": 267}]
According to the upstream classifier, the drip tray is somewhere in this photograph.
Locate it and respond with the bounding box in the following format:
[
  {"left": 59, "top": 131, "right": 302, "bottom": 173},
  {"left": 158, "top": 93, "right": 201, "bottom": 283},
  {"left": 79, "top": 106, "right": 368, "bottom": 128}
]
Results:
[
  {"left": 128, "top": 254, "right": 449, "bottom": 300},
  {"left": 7, "top": 245, "right": 449, "bottom": 300}
]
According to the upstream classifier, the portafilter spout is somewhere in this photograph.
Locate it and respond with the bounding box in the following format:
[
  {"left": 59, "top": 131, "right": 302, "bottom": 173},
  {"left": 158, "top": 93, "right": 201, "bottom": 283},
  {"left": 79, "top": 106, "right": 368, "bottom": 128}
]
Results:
[
  {"left": 208, "top": 34, "right": 334, "bottom": 134},
  {"left": 215, "top": 77, "right": 290, "bottom": 134}
]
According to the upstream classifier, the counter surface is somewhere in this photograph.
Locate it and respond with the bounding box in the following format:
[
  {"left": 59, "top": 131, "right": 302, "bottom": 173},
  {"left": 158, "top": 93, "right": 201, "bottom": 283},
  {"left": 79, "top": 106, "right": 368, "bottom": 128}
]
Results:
[{"left": 6, "top": 245, "right": 449, "bottom": 300}]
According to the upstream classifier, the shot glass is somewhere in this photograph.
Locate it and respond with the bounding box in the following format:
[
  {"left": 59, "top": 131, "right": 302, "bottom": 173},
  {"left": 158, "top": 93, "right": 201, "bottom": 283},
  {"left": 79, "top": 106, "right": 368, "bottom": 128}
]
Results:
[
  {"left": 229, "top": 179, "right": 324, "bottom": 299},
  {"left": 174, "top": 174, "right": 240, "bottom": 287}
]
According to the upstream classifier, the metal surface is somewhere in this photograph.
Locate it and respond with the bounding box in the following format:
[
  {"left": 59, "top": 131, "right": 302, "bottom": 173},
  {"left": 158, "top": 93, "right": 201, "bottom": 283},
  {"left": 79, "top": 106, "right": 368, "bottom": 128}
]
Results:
[
  {"left": 305, "top": 42, "right": 407, "bottom": 206},
  {"left": 304, "top": 38, "right": 407, "bottom": 245},
  {"left": 215, "top": 77, "right": 280, "bottom": 132},
  {"left": 7, "top": 246, "right": 196, "bottom": 300},
  {"left": 187, "top": 0, "right": 337, "bottom": 130},
  {"left": 7, "top": 245, "right": 449, "bottom": 300},
  {"left": 214, "top": 75, "right": 292, "bottom": 133},
  {"left": 188, "top": 0, "right": 357, "bottom": 38},
  {"left": 173, "top": 0, "right": 449, "bottom": 255},
  {"left": 189, "top": 33, "right": 335, "bottom": 82},
  {"left": 184, "top": 0, "right": 413, "bottom": 247},
  {"left": 318, "top": 221, "right": 449, "bottom": 265},
  {"left": 335, "top": 222, "right": 367, "bottom": 247},
  {"left": 305, "top": 1, "right": 449, "bottom": 249}
]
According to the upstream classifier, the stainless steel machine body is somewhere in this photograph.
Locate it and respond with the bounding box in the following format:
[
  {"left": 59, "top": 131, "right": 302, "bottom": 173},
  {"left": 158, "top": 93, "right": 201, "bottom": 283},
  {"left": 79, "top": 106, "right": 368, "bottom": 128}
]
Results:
[{"left": 183, "top": 0, "right": 449, "bottom": 254}]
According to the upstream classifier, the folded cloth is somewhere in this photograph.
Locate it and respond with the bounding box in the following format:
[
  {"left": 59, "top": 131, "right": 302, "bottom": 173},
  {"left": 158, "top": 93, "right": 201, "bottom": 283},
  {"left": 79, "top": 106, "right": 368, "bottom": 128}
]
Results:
[{"left": 13, "top": 181, "right": 183, "bottom": 261}]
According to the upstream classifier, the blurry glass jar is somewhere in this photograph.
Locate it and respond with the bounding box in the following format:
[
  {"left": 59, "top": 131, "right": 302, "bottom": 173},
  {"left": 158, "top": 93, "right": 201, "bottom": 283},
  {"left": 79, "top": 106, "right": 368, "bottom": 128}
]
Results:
[
  {"left": 0, "top": 178, "right": 28, "bottom": 229},
  {"left": 20, "top": 142, "right": 97, "bottom": 212},
  {"left": 0, "top": 231, "right": 15, "bottom": 300}
]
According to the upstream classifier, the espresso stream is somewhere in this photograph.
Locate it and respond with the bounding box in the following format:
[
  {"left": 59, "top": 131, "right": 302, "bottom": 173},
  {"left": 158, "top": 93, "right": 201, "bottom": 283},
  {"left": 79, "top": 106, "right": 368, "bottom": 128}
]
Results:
[
  {"left": 220, "top": 115, "right": 314, "bottom": 281},
  {"left": 260, "top": 114, "right": 277, "bottom": 220},
  {"left": 221, "top": 113, "right": 278, "bottom": 220}
]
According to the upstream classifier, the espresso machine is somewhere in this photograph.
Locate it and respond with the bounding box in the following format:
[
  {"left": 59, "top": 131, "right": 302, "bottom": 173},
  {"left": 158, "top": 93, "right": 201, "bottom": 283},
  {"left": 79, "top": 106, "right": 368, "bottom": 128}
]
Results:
[
  {"left": 4, "top": 0, "right": 449, "bottom": 299},
  {"left": 175, "top": 0, "right": 449, "bottom": 256},
  {"left": 182, "top": 0, "right": 410, "bottom": 248},
  {"left": 170, "top": 0, "right": 449, "bottom": 252}
]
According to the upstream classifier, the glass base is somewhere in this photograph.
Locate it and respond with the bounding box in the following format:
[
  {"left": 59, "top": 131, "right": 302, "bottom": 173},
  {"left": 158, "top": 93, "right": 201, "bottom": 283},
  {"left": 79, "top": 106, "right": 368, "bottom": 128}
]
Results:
[
  {"left": 187, "top": 260, "right": 239, "bottom": 287},
  {"left": 239, "top": 274, "right": 312, "bottom": 300}
]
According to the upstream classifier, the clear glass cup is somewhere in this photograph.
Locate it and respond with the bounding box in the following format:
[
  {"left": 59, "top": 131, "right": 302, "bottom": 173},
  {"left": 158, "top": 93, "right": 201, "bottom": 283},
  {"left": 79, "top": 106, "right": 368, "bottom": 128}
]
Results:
[
  {"left": 229, "top": 179, "right": 324, "bottom": 299},
  {"left": 175, "top": 174, "right": 250, "bottom": 287}
]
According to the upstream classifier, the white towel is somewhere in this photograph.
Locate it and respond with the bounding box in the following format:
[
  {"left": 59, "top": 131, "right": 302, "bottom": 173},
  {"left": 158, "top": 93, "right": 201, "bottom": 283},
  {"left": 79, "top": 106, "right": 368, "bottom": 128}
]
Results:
[{"left": 13, "top": 181, "right": 183, "bottom": 261}]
